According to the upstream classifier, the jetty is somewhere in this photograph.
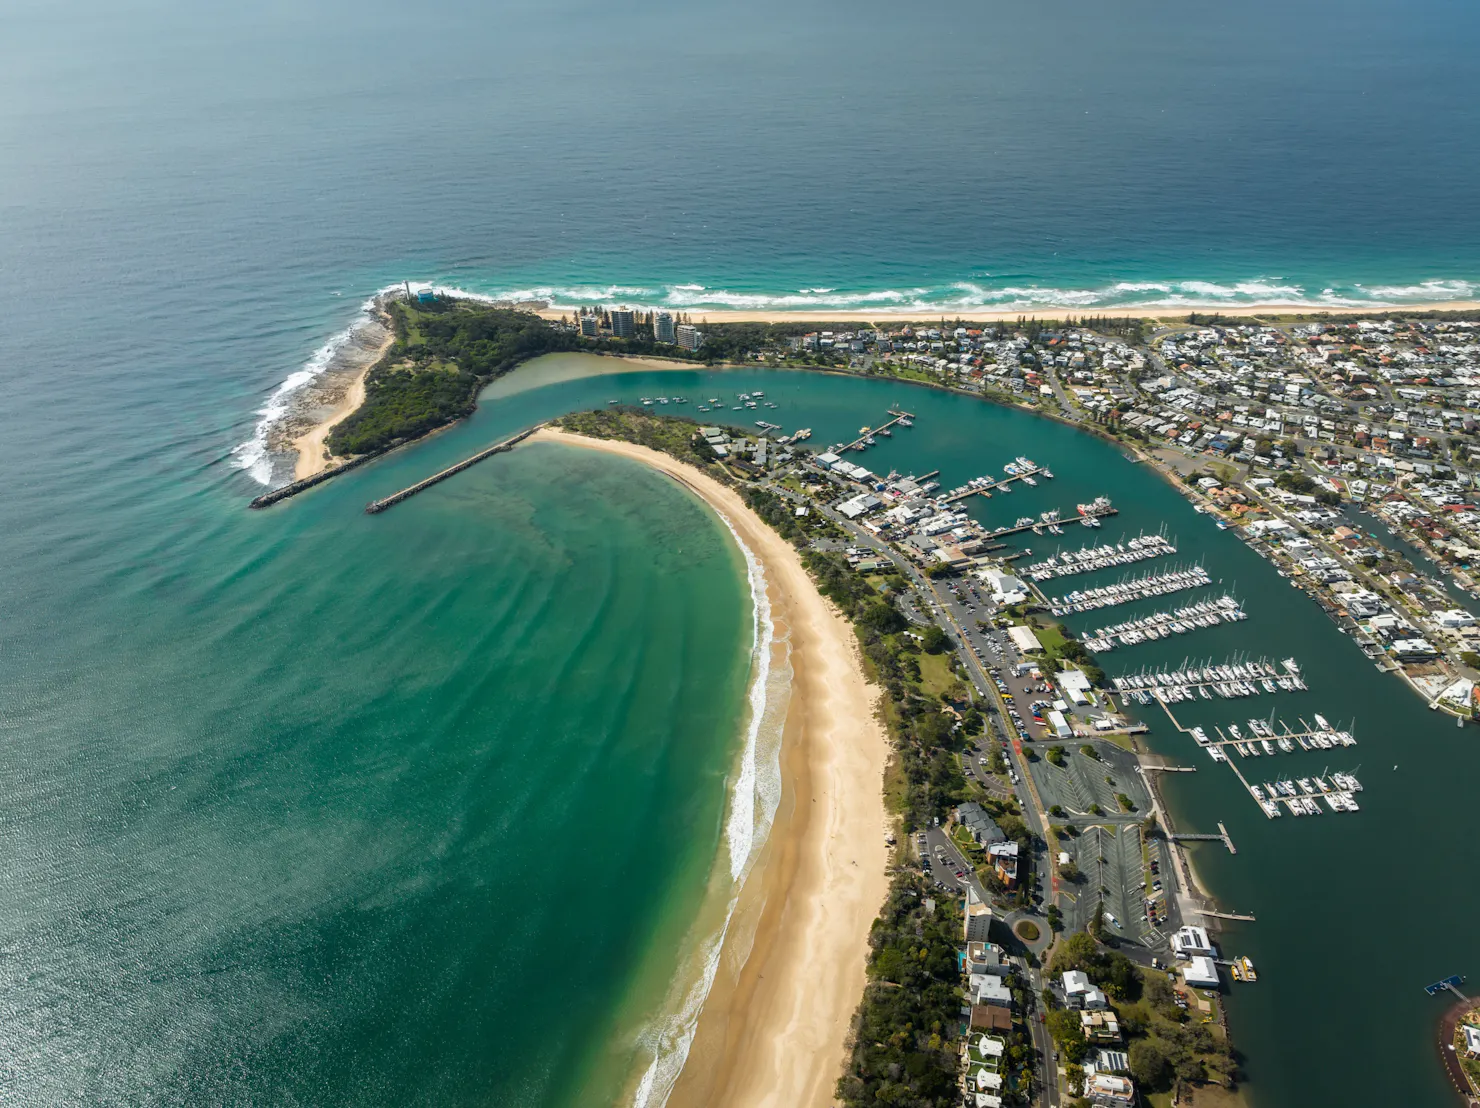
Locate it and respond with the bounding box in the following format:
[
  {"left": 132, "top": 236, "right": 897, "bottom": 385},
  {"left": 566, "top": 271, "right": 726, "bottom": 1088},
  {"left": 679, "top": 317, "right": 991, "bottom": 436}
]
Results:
[
  {"left": 839, "top": 408, "right": 914, "bottom": 453},
  {"left": 365, "top": 426, "right": 539, "bottom": 514},
  {"left": 1021, "top": 532, "right": 1176, "bottom": 581},
  {"left": 1081, "top": 594, "right": 1246, "bottom": 652},
  {"left": 940, "top": 455, "right": 1053, "bottom": 503},
  {"left": 248, "top": 449, "right": 386, "bottom": 509},
  {"left": 1169, "top": 822, "right": 1236, "bottom": 854},
  {"left": 983, "top": 500, "right": 1117, "bottom": 541},
  {"left": 1048, "top": 564, "right": 1210, "bottom": 616}
]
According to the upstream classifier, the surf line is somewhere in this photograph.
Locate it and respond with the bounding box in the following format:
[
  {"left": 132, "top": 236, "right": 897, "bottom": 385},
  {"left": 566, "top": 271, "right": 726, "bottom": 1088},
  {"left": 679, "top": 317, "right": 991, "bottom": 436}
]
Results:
[{"left": 630, "top": 506, "right": 791, "bottom": 1108}]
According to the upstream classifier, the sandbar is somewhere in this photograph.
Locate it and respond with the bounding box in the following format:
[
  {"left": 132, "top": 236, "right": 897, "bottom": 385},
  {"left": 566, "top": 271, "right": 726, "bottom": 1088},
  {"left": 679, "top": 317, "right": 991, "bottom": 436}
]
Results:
[{"left": 529, "top": 428, "right": 891, "bottom": 1108}]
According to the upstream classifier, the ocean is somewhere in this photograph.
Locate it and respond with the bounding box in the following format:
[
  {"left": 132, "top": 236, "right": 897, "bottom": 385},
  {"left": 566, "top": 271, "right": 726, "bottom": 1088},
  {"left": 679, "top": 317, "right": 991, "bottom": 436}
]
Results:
[{"left": 3, "top": 0, "right": 1479, "bottom": 1104}]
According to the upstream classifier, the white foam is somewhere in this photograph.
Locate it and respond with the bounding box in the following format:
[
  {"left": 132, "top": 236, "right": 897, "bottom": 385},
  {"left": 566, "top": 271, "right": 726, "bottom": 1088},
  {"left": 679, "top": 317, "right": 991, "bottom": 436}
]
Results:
[
  {"left": 629, "top": 510, "right": 788, "bottom": 1108},
  {"left": 229, "top": 291, "right": 389, "bottom": 486}
]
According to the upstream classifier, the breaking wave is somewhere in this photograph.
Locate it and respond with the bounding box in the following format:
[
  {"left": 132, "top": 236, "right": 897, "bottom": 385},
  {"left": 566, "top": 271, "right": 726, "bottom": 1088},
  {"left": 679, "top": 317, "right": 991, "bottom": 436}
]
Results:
[
  {"left": 630, "top": 510, "right": 789, "bottom": 1108},
  {"left": 406, "top": 274, "right": 1480, "bottom": 315}
]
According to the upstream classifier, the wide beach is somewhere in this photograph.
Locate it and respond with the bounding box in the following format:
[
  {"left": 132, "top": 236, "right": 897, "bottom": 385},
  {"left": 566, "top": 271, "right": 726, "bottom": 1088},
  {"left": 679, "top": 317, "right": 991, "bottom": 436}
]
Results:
[{"left": 531, "top": 428, "right": 891, "bottom": 1108}]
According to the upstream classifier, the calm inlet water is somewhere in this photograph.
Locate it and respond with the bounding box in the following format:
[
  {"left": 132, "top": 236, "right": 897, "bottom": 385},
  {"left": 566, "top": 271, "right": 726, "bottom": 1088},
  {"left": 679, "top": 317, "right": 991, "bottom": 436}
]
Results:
[{"left": 4, "top": 0, "right": 1479, "bottom": 1103}]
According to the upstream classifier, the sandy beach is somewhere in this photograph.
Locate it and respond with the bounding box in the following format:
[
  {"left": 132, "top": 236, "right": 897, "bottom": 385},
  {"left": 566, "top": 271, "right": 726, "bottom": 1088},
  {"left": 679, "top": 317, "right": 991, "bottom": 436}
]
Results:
[
  {"left": 536, "top": 300, "right": 1480, "bottom": 325},
  {"left": 289, "top": 339, "right": 387, "bottom": 480},
  {"left": 530, "top": 428, "right": 890, "bottom": 1108}
]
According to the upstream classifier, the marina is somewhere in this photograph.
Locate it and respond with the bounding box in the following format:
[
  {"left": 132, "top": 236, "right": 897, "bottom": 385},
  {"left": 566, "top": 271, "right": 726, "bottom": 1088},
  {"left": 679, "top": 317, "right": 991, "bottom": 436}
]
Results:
[
  {"left": 1111, "top": 657, "right": 1305, "bottom": 703},
  {"left": 1021, "top": 531, "right": 1176, "bottom": 581},
  {"left": 836, "top": 408, "right": 915, "bottom": 453},
  {"left": 1046, "top": 564, "right": 1211, "bottom": 615},
  {"left": 1081, "top": 595, "right": 1247, "bottom": 651}
]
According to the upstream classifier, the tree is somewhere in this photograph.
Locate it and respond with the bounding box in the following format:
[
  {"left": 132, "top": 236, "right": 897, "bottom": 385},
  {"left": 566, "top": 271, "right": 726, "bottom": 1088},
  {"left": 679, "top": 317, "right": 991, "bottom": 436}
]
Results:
[
  {"left": 920, "top": 624, "right": 949, "bottom": 654},
  {"left": 1090, "top": 902, "right": 1106, "bottom": 940},
  {"left": 1129, "top": 1039, "right": 1172, "bottom": 1089}
]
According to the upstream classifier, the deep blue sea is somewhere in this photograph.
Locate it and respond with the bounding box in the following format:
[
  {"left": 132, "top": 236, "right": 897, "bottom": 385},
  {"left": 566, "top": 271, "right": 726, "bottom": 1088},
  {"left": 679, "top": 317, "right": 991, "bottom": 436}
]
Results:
[{"left": 3, "top": 1, "right": 1480, "bottom": 1105}]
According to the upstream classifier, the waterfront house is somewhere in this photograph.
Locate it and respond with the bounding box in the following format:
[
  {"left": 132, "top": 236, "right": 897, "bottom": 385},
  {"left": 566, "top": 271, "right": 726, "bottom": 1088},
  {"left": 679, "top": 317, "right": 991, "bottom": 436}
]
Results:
[
  {"left": 1087, "top": 1072, "right": 1136, "bottom": 1104},
  {"left": 1080, "top": 1010, "right": 1121, "bottom": 1043},
  {"left": 1463, "top": 1023, "right": 1480, "bottom": 1057}
]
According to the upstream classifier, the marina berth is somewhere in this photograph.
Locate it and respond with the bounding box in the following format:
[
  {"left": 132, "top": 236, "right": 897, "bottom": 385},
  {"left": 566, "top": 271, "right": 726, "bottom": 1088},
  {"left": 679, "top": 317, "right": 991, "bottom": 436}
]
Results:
[
  {"left": 1021, "top": 531, "right": 1176, "bottom": 581},
  {"left": 1047, "top": 564, "right": 1212, "bottom": 616},
  {"left": 1080, "top": 594, "right": 1246, "bottom": 651}
]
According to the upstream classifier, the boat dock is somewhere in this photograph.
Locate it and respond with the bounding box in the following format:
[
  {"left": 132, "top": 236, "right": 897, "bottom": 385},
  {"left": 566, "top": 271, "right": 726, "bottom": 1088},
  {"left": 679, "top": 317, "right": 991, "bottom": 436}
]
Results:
[
  {"left": 1046, "top": 564, "right": 1208, "bottom": 616},
  {"left": 1154, "top": 696, "right": 1364, "bottom": 820},
  {"left": 982, "top": 502, "right": 1117, "bottom": 541},
  {"left": 365, "top": 426, "right": 539, "bottom": 514},
  {"left": 1021, "top": 532, "right": 1176, "bottom": 581},
  {"left": 1170, "top": 821, "right": 1237, "bottom": 854},
  {"left": 1081, "top": 594, "right": 1247, "bottom": 652},
  {"left": 839, "top": 408, "right": 915, "bottom": 453},
  {"left": 940, "top": 463, "right": 1052, "bottom": 503}
]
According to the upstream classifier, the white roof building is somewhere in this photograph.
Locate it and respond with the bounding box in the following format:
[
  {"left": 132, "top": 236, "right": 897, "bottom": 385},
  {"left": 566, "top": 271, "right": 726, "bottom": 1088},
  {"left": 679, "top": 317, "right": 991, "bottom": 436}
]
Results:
[
  {"left": 1062, "top": 969, "right": 1090, "bottom": 999},
  {"left": 1007, "top": 625, "right": 1042, "bottom": 654},
  {"left": 1171, "top": 925, "right": 1217, "bottom": 958},
  {"left": 979, "top": 567, "right": 1030, "bottom": 605},
  {"left": 1181, "top": 956, "right": 1220, "bottom": 988}
]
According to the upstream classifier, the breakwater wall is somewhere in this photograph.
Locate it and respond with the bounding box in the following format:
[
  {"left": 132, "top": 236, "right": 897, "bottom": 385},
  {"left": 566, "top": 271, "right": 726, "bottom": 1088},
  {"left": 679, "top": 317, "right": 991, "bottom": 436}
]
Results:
[
  {"left": 248, "top": 450, "right": 386, "bottom": 509},
  {"left": 364, "top": 426, "right": 541, "bottom": 514}
]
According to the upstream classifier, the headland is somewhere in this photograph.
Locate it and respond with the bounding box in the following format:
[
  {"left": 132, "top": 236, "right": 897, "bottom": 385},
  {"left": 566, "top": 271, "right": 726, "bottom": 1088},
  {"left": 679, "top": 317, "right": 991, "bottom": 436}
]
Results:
[{"left": 531, "top": 427, "right": 891, "bottom": 1108}]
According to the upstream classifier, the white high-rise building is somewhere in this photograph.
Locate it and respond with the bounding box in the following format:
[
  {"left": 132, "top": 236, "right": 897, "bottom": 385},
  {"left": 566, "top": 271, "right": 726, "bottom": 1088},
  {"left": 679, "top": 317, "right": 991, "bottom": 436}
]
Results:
[
  {"left": 654, "top": 311, "right": 676, "bottom": 343},
  {"left": 965, "top": 885, "right": 993, "bottom": 943},
  {"left": 676, "top": 323, "right": 703, "bottom": 352}
]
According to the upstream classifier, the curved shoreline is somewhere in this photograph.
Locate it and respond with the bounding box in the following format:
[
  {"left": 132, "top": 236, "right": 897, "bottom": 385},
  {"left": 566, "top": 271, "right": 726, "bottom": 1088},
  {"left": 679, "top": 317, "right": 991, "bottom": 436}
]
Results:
[{"left": 530, "top": 429, "right": 891, "bottom": 1108}]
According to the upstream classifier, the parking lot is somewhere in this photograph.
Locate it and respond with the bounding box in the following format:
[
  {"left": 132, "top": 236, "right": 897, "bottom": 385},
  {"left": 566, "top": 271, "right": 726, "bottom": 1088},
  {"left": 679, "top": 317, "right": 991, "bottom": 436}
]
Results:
[
  {"left": 1028, "top": 740, "right": 1151, "bottom": 820},
  {"left": 1059, "top": 823, "right": 1174, "bottom": 946}
]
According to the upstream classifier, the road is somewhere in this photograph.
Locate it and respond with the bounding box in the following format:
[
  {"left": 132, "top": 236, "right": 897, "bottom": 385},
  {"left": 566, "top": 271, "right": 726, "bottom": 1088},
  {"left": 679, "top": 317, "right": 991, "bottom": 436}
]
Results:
[{"left": 765, "top": 476, "right": 1063, "bottom": 1104}]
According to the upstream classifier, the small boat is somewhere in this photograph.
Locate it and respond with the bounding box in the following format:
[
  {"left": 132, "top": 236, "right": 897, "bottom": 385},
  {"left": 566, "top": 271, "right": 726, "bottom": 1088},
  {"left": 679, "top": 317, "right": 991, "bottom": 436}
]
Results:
[{"left": 1238, "top": 956, "right": 1257, "bottom": 982}]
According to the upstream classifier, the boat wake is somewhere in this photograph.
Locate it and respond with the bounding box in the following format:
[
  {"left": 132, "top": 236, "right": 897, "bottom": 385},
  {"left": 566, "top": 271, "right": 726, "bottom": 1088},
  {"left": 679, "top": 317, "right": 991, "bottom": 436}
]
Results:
[{"left": 630, "top": 510, "right": 790, "bottom": 1108}]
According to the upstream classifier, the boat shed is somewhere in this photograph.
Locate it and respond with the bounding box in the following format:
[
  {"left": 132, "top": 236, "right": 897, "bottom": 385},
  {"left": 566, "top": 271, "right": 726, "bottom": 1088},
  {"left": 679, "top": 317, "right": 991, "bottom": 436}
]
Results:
[{"left": 1007, "top": 625, "right": 1042, "bottom": 654}]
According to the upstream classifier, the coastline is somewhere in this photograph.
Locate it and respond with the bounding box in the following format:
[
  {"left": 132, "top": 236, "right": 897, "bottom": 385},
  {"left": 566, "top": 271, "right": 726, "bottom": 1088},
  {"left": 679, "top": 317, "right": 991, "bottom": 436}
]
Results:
[
  {"left": 529, "top": 428, "right": 891, "bottom": 1108},
  {"left": 534, "top": 300, "right": 1480, "bottom": 325},
  {"left": 288, "top": 328, "right": 393, "bottom": 480}
]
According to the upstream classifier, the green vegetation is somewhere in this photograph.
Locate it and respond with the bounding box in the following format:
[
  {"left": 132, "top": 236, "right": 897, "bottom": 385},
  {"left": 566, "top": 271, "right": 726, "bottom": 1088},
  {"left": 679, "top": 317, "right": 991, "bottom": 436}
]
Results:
[
  {"left": 1046, "top": 745, "right": 1067, "bottom": 767},
  {"left": 1047, "top": 933, "right": 1238, "bottom": 1094},
  {"left": 1015, "top": 920, "right": 1040, "bottom": 942},
  {"left": 1079, "top": 744, "right": 1099, "bottom": 760},
  {"left": 1116, "top": 793, "right": 1136, "bottom": 812},
  {"left": 329, "top": 298, "right": 583, "bottom": 455},
  {"left": 835, "top": 873, "right": 965, "bottom": 1106}
]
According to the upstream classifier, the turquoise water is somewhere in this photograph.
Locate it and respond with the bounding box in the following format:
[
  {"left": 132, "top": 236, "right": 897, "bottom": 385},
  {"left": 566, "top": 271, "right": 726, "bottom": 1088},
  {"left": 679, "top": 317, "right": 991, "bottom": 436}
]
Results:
[
  {"left": 0, "top": 426, "right": 756, "bottom": 1106},
  {"left": 5, "top": 0, "right": 1480, "bottom": 1102}
]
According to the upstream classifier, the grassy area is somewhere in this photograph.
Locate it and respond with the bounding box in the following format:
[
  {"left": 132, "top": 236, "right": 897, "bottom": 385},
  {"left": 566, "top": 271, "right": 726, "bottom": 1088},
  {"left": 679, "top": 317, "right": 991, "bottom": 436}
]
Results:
[
  {"left": 1033, "top": 623, "right": 1070, "bottom": 653},
  {"left": 916, "top": 650, "right": 958, "bottom": 699}
]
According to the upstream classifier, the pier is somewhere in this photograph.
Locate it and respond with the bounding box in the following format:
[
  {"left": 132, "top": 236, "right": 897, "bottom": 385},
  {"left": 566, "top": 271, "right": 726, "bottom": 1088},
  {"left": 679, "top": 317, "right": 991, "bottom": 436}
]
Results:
[
  {"left": 1155, "top": 698, "right": 1363, "bottom": 819},
  {"left": 1170, "top": 822, "right": 1236, "bottom": 854},
  {"left": 940, "top": 464, "right": 1051, "bottom": 503},
  {"left": 1047, "top": 564, "right": 1208, "bottom": 615},
  {"left": 839, "top": 408, "right": 914, "bottom": 453},
  {"left": 1199, "top": 909, "right": 1257, "bottom": 922},
  {"left": 365, "top": 426, "right": 540, "bottom": 514},
  {"left": 981, "top": 503, "right": 1117, "bottom": 541}
]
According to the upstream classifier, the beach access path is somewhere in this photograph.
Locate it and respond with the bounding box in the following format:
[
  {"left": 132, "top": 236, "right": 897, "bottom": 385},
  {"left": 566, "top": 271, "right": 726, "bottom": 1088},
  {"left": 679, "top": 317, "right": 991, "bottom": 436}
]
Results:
[{"left": 528, "top": 429, "right": 891, "bottom": 1108}]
